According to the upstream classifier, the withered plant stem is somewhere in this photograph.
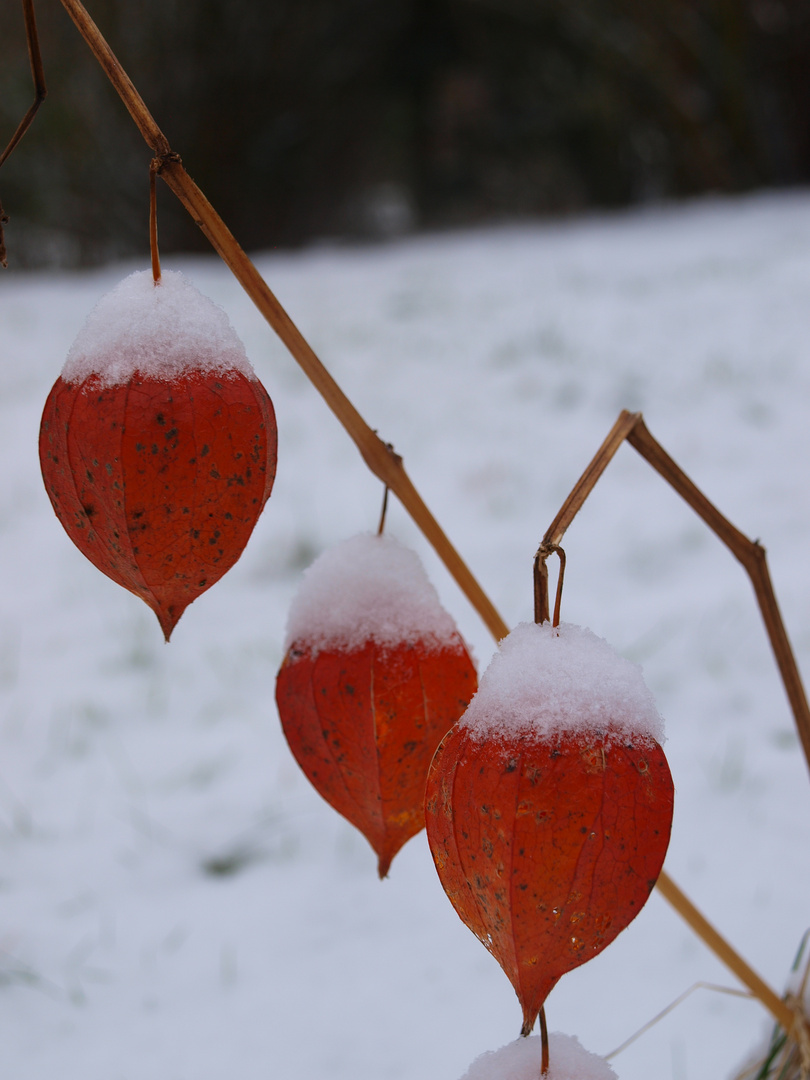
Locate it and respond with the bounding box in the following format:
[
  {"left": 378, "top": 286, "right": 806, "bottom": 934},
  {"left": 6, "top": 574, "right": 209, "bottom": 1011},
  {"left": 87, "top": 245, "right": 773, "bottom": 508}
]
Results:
[
  {"left": 552, "top": 548, "right": 565, "bottom": 628},
  {"left": 533, "top": 545, "right": 565, "bottom": 627},
  {"left": 539, "top": 1006, "right": 550, "bottom": 1074},
  {"left": 54, "top": 0, "right": 808, "bottom": 1040},
  {"left": 655, "top": 874, "right": 798, "bottom": 1035},
  {"left": 149, "top": 158, "right": 160, "bottom": 284},
  {"left": 1, "top": 0, "right": 48, "bottom": 266},
  {"left": 0, "top": 0, "right": 47, "bottom": 170},
  {"left": 533, "top": 551, "right": 549, "bottom": 625},
  {"left": 377, "top": 485, "right": 389, "bottom": 536},
  {"left": 541, "top": 410, "right": 810, "bottom": 777}
]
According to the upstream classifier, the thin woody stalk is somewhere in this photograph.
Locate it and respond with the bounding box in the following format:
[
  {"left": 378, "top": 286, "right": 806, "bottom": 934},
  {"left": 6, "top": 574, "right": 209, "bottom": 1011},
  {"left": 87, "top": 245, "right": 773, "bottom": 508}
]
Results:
[
  {"left": 53, "top": 0, "right": 805, "bottom": 1038},
  {"left": 377, "top": 485, "right": 390, "bottom": 536},
  {"left": 149, "top": 158, "right": 161, "bottom": 284},
  {"left": 1, "top": 0, "right": 48, "bottom": 266},
  {"left": 539, "top": 1006, "right": 550, "bottom": 1074},
  {"left": 655, "top": 874, "right": 798, "bottom": 1035},
  {"left": 0, "top": 0, "right": 47, "bottom": 170},
  {"left": 542, "top": 410, "right": 810, "bottom": 777},
  {"left": 626, "top": 416, "right": 810, "bottom": 774}
]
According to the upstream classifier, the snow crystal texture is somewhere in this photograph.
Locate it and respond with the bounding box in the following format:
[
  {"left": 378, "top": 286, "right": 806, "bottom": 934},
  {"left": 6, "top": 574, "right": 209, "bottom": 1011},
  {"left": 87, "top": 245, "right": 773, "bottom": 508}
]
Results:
[
  {"left": 61, "top": 269, "right": 255, "bottom": 385},
  {"left": 284, "top": 532, "right": 464, "bottom": 655},
  {"left": 459, "top": 1032, "right": 618, "bottom": 1080},
  {"left": 462, "top": 621, "right": 664, "bottom": 743}
]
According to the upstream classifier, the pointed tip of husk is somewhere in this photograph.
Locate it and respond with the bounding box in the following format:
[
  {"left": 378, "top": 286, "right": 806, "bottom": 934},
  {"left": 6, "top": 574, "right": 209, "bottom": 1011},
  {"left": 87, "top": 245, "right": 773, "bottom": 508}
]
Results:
[
  {"left": 154, "top": 602, "right": 185, "bottom": 642},
  {"left": 377, "top": 854, "right": 392, "bottom": 880},
  {"left": 520, "top": 1015, "right": 537, "bottom": 1039}
]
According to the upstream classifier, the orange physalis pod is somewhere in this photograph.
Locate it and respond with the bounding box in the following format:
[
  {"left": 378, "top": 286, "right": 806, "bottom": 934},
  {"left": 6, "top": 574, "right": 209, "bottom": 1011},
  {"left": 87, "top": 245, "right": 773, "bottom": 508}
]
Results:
[
  {"left": 276, "top": 533, "right": 477, "bottom": 878},
  {"left": 39, "top": 270, "right": 277, "bottom": 640},
  {"left": 425, "top": 621, "right": 674, "bottom": 1035}
]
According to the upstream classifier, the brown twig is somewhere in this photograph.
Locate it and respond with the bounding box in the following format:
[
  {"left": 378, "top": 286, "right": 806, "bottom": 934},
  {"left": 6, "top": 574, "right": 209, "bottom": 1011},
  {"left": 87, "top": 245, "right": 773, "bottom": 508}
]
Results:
[
  {"left": 539, "top": 1006, "right": 550, "bottom": 1074},
  {"left": 149, "top": 157, "right": 161, "bottom": 284},
  {"left": 626, "top": 415, "right": 810, "bottom": 774},
  {"left": 551, "top": 548, "right": 565, "bottom": 628},
  {"left": 540, "top": 409, "right": 810, "bottom": 777},
  {"left": 533, "top": 544, "right": 565, "bottom": 627},
  {"left": 0, "top": 0, "right": 48, "bottom": 267},
  {"left": 59, "top": 0, "right": 168, "bottom": 156},
  {"left": 534, "top": 550, "right": 550, "bottom": 626},
  {"left": 542, "top": 409, "right": 641, "bottom": 548},
  {"left": 0, "top": 0, "right": 47, "bottom": 169},
  {"left": 377, "top": 484, "right": 390, "bottom": 536},
  {"left": 655, "top": 874, "right": 799, "bottom": 1037}
]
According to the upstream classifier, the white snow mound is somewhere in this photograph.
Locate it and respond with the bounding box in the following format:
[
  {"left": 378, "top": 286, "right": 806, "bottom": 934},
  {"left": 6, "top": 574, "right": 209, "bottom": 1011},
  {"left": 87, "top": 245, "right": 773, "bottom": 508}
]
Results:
[
  {"left": 458, "top": 1032, "right": 618, "bottom": 1080},
  {"left": 284, "top": 532, "right": 465, "bottom": 656},
  {"left": 62, "top": 269, "right": 255, "bottom": 385},
  {"left": 461, "top": 621, "right": 664, "bottom": 743}
]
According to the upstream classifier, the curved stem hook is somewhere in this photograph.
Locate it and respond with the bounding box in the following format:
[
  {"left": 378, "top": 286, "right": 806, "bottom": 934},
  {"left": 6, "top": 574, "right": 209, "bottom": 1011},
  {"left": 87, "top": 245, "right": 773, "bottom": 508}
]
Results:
[{"left": 534, "top": 544, "right": 566, "bottom": 628}]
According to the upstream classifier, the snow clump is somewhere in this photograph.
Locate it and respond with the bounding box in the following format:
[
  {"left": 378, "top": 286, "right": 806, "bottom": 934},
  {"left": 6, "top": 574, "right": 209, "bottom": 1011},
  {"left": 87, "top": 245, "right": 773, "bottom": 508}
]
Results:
[
  {"left": 62, "top": 269, "right": 255, "bottom": 385},
  {"left": 283, "top": 532, "right": 466, "bottom": 657},
  {"left": 458, "top": 1032, "right": 618, "bottom": 1080},
  {"left": 461, "top": 621, "right": 664, "bottom": 744}
]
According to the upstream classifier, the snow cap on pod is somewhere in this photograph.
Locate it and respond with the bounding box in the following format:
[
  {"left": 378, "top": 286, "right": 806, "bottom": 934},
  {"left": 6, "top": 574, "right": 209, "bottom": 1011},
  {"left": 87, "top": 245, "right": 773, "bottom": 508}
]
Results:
[
  {"left": 461, "top": 621, "right": 664, "bottom": 744},
  {"left": 283, "top": 532, "right": 464, "bottom": 656},
  {"left": 458, "top": 1032, "right": 618, "bottom": 1080},
  {"left": 62, "top": 270, "right": 255, "bottom": 386}
]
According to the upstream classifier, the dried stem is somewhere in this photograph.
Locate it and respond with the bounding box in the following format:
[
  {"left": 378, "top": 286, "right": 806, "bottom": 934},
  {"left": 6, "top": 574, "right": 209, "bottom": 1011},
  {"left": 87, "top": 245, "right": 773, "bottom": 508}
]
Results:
[
  {"left": 540, "top": 409, "right": 810, "bottom": 777},
  {"left": 0, "top": 0, "right": 48, "bottom": 169},
  {"left": 59, "top": 0, "right": 168, "bottom": 156},
  {"left": 539, "top": 1006, "right": 550, "bottom": 1074},
  {"left": 542, "top": 409, "right": 641, "bottom": 548},
  {"left": 533, "top": 545, "right": 565, "bottom": 627},
  {"left": 52, "top": 0, "right": 808, "bottom": 1040},
  {"left": 377, "top": 485, "right": 389, "bottom": 536},
  {"left": 534, "top": 551, "right": 549, "bottom": 625},
  {"left": 552, "top": 548, "right": 565, "bottom": 628},
  {"left": 149, "top": 157, "right": 161, "bottom": 284},
  {"left": 0, "top": 0, "right": 48, "bottom": 266},
  {"left": 626, "top": 415, "right": 810, "bottom": 774},
  {"left": 606, "top": 982, "right": 754, "bottom": 1061}
]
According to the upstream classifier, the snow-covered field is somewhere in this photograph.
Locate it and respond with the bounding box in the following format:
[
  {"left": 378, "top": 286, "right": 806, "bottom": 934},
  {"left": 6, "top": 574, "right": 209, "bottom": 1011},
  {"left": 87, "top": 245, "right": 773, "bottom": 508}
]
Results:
[{"left": 1, "top": 191, "right": 809, "bottom": 1080}]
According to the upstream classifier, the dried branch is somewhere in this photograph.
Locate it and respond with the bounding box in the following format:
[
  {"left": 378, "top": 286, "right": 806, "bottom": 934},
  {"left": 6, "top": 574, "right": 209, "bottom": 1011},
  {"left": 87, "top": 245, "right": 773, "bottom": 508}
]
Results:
[
  {"left": 655, "top": 874, "right": 799, "bottom": 1037},
  {"left": 540, "top": 409, "right": 810, "bottom": 776},
  {"left": 542, "top": 409, "right": 641, "bottom": 548},
  {"left": 149, "top": 157, "right": 161, "bottom": 284},
  {"left": 539, "top": 1006, "right": 549, "bottom": 1072},
  {"left": 626, "top": 416, "right": 810, "bottom": 773},
  {"left": 0, "top": 0, "right": 48, "bottom": 267}
]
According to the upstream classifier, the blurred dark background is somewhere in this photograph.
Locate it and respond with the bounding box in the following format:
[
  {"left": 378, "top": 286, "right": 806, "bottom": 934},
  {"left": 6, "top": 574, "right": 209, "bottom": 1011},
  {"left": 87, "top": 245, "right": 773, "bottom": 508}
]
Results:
[{"left": 2, "top": 0, "right": 810, "bottom": 267}]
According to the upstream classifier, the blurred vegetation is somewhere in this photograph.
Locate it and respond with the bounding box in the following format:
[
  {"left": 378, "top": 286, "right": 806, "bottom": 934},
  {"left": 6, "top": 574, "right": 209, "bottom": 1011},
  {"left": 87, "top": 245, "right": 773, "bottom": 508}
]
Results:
[{"left": 1, "top": 0, "right": 810, "bottom": 267}]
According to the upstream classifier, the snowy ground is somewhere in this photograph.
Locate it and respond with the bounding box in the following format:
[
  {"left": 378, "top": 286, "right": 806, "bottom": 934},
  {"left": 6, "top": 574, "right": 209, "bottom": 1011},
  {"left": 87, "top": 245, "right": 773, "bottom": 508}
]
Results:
[{"left": 1, "top": 190, "right": 810, "bottom": 1080}]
